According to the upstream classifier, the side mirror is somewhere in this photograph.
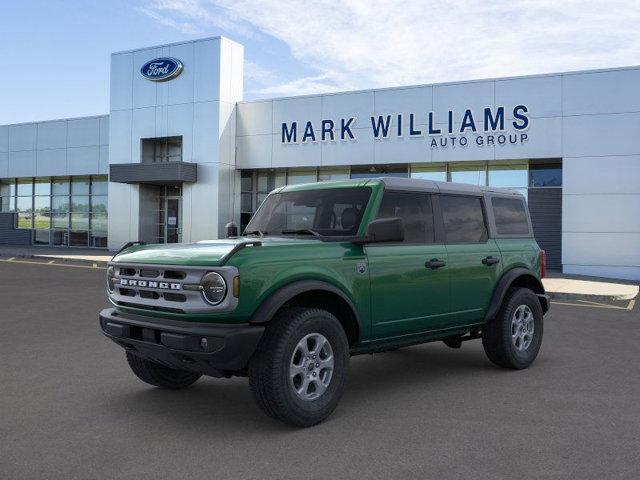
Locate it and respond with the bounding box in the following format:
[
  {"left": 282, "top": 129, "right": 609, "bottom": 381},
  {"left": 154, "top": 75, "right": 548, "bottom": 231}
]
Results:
[
  {"left": 225, "top": 222, "right": 239, "bottom": 238},
  {"left": 364, "top": 217, "right": 404, "bottom": 243}
]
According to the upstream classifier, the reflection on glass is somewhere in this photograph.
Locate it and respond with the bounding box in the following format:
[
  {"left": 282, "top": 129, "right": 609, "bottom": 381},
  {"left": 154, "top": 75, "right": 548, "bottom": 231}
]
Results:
[
  {"left": 52, "top": 178, "right": 70, "bottom": 195},
  {"left": 450, "top": 167, "right": 486, "bottom": 185},
  {"left": 34, "top": 230, "right": 51, "bottom": 245},
  {"left": 287, "top": 169, "right": 317, "bottom": 185},
  {"left": 52, "top": 213, "right": 69, "bottom": 229},
  {"left": 350, "top": 165, "right": 408, "bottom": 179},
  {"left": 319, "top": 168, "right": 349, "bottom": 181},
  {"left": 71, "top": 196, "right": 90, "bottom": 212},
  {"left": 488, "top": 164, "right": 528, "bottom": 188},
  {"left": 91, "top": 195, "right": 107, "bottom": 214},
  {"left": 91, "top": 177, "right": 108, "bottom": 195},
  {"left": 52, "top": 229, "right": 68, "bottom": 246},
  {"left": 411, "top": 164, "right": 447, "bottom": 181},
  {"left": 71, "top": 177, "right": 90, "bottom": 195},
  {"left": 90, "top": 213, "right": 108, "bottom": 232},
  {"left": 69, "top": 230, "right": 89, "bottom": 246},
  {"left": 529, "top": 164, "right": 562, "bottom": 187},
  {"left": 34, "top": 178, "right": 51, "bottom": 196},
  {"left": 17, "top": 179, "right": 33, "bottom": 196},
  {"left": 34, "top": 197, "right": 51, "bottom": 229},
  {"left": 71, "top": 213, "right": 89, "bottom": 230}
]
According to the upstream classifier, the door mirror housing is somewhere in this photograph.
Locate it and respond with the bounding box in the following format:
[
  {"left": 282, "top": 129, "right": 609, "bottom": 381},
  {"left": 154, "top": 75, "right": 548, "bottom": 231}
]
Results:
[
  {"left": 225, "top": 222, "right": 239, "bottom": 238},
  {"left": 364, "top": 217, "right": 404, "bottom": 243}
]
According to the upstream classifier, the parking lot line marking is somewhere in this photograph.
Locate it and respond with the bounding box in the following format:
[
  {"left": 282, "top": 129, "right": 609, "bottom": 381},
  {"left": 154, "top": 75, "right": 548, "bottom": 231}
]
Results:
[{"left": 0, "top": 258, "right": 106, "bottom": 270}]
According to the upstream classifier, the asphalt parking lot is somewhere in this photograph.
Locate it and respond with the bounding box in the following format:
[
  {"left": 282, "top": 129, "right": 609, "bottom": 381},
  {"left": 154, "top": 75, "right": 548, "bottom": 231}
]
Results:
[{"left": 1, "top": 259, "right": 639, "bottom": 480}]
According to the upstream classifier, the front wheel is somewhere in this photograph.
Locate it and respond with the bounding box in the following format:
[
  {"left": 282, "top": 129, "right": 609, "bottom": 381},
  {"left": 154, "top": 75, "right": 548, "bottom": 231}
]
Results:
[
  {"left": 249, "top": 307, "right": 350, "bottom": 427},
  {"left": 482, "top": 287, "right": 544, "bottom": 369}
]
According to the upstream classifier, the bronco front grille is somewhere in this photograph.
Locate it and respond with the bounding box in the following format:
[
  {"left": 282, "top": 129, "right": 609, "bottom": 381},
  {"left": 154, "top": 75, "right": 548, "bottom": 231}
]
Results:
[{"left": 108, "top": 263, "right": 239, "bottom": 314}]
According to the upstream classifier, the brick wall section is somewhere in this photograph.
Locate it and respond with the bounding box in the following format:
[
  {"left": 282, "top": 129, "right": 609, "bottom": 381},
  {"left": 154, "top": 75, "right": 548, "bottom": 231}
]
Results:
[{"left": 0, "top": 213, "right": 32, "bottom": 245}]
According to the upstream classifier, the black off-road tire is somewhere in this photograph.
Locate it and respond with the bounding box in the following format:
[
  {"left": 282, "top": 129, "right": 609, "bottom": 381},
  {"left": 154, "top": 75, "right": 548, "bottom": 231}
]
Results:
[
  {"left": 248, "top": 307, "right": 350, "bottom": 427},
  {"left": 126, "top": 351, "right": 202, "bottom": 389},
  {"left": 482, "top": 287, "right": 544, "bottom": 369}
]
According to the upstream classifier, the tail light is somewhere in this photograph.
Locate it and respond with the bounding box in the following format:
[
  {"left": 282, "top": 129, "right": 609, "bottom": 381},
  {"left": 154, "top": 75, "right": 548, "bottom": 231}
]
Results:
[{"left": 539, "top": 250, "right": 547, "bottom": 278}]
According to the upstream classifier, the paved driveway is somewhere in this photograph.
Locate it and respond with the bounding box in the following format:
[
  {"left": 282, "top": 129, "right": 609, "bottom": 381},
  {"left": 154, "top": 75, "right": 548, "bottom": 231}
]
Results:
[{"left": 1, "top": 259, "right": 639, "bottom": 479}]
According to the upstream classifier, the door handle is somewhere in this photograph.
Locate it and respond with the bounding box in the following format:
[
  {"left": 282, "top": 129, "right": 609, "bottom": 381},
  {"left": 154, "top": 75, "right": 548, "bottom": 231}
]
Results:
[
  {"left": 425, "top": 258, "right": 446, "bottom": 269},
  {"left": 482, "top": 256, "right": 500, "bottom": 266}
]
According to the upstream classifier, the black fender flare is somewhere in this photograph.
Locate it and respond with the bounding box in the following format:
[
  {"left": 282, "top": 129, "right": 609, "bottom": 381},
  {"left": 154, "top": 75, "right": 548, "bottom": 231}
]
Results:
[
  {"left": 484, "top": 268, "right": 548, "bottom": 322},
  {"left": 249, "top": 280, "right": 361, "bottom": 330}
]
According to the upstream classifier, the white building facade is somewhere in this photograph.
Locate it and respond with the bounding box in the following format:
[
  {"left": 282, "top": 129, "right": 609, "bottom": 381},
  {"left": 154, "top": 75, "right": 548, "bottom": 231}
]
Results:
[{"left": 1, "top": 36, "right": 639, "bottom": 280}]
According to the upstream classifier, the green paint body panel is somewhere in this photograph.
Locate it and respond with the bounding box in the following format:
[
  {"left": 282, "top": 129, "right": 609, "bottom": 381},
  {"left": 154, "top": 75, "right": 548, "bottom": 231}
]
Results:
[{"left": 110, "top": 179, "right": 543, "bottom": 352}]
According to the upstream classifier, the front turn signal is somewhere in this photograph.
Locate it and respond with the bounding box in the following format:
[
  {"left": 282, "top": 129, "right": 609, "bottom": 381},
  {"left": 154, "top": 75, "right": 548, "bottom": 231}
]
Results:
[{"left": 233, "top": 276, "right": 240, "bottom": 298}]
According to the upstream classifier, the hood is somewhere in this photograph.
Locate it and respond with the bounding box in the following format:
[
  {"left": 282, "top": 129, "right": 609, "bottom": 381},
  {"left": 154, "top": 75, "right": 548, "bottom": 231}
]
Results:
[{"left": 111, "top": 237, "right": 319, "bottom": 266}]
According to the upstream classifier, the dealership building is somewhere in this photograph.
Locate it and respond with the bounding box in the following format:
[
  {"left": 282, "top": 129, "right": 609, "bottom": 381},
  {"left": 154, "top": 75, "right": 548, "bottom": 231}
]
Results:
[{"left": 1, "top": 36, "right": 639, "bottom": 280}]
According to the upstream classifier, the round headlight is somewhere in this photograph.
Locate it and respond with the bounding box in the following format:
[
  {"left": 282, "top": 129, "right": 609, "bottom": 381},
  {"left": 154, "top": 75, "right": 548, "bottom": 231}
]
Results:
[
  {"left": 201, "top": 272, "right": 227, "bottom": 305},
  {"left": 107, "top": 266, "right": 116, "bottom": 293}
]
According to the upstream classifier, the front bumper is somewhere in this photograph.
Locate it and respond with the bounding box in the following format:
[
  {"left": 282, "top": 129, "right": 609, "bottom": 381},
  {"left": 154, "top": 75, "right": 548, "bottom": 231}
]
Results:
[{"left": 99, "top": 308, "right": 264, "bottom": 377}]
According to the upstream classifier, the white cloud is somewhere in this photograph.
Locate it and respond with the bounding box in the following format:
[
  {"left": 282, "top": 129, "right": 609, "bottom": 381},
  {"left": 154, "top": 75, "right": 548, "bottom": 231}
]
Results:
[{"left": 143, "top": 0, "right": 640, "bottom": 97}]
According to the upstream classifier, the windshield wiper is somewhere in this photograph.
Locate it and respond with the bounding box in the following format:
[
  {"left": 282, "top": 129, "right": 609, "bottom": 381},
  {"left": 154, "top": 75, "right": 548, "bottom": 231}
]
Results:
[
  {"left": 243, "top": 230, "right": 267, "bottom": 237},
  {"left": 281, "top": 228, "right": 322, "bottom": 237}
]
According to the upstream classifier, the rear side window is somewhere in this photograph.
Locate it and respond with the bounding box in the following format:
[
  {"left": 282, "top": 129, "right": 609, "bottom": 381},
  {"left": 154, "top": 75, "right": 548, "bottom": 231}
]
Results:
[
  {"left": 441, "top": 195, "right": 487, "bottom": 244},
  {"left": 492, "top": 197, "right": 530, "bottom": 235},
  {"left": 376, "top": 191, "right": 434, "bottom": 243}
]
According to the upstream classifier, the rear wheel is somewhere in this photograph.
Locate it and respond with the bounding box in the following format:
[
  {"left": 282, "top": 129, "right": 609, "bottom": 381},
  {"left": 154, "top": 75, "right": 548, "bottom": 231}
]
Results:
[
  {"left": 125, "top": 351, "right": 202, "bottom": 389},
  {"left": 482, "top": 287, "right": 543, "bottom": 369},
  {"left": 249, "top": 307, "right": 350, "bottom": 427}
]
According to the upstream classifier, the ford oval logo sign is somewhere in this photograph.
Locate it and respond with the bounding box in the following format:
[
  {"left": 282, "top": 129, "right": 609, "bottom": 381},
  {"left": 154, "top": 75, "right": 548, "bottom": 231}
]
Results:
[{"left": 140, "top": 57, "right": 184, "bottom": 82}]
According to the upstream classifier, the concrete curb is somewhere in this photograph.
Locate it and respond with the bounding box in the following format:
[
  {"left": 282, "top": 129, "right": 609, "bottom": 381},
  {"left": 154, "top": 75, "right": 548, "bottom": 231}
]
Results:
[
  {"left": 546, "top": 291, "right": 637, "bottom": 302},
  {"left": 543, "top": 278, "right": 639, "bottom": 303},
  {"left": 0, "top": 253, "right": 110, "bottom": 268}
]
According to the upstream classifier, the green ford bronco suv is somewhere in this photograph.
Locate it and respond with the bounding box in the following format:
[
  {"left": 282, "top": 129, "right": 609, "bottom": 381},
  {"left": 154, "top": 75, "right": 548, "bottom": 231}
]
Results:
[{"left": 100, "top": 178, "right": 549, "bottom": 427}]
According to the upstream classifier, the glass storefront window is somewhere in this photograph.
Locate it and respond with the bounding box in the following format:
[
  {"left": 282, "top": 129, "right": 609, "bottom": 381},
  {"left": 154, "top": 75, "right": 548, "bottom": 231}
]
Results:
[
  {"left": 411, "top": 163, "right": 447, "bottom": 181},
  {"left": 318, "top": 167, "right": 349, "bottom": 181},
  {"left": 16, "top": 196, "right": 33, "bottom": 228},
  {"left": 52, "top": 196, "right": 70, "bottom": 213},
  {"left": 488, "top": 163, "right": 528, "bottom": 188},
  {"left": 71, "top": 195, "right": 90, "bottom": 212},
  {"left": 287, "top": 168, "right": 317, "bottom": 185},
  {"left": 91, "top": 195, "right": 107, "bottom": 214},
  {"left": 34, "top": 178, "right": 51, "bottom": 196},
  {"left": 52, "top": 213, "right": 69, "bottom": 229},
  {"left": 17, "top": 179, "right": 33, "bottom": 196},
  {"left": 90, "top": 232, "right": 107, "bottom": 248},
  {"left": 90, "top": 213, "right": 108, "bottom": 232},
  {"left": 34, "top": 230, "right": 51, "bottom": 245},
  {"left": 71, "top": 213, "right": 89, "bottom": 230},
  {"left": 530, "top": 163, "right": 562, "bottom": 187},
  {"left": 71, "top": 177, "right": 90, "bottom": 195},
  {"left": 33, "top": 196, "right": 51, "bottom": 229},
  {"left": 52, "top": 178, "right": 70, "bottom": 195},
  {"left": 69, "top": 231, "right": 89, "bottom": 246},
  {"left": 450, "top": 163, "right": 486, "bottom": 185},
  {"left": 52, "top": 229, "right": 69, "bottom": 246},
  {"left": 91, "top": 177, "right": 108, "bottom": 195},
  {"left": 350, "top": 164, "right": 408, "bottom": 178}
]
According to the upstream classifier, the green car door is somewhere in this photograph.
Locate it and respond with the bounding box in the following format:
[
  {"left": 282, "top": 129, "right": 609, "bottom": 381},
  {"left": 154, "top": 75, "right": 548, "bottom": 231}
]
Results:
[
  {"left": 366, "top": 191, "right": 451, "bottom": 339},
  {"left": 439, "top": 194, "right": 502, "bottom": 325}
]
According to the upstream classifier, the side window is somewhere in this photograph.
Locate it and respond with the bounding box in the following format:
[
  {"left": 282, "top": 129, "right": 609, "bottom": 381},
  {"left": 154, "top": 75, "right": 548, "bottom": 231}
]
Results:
[
  {"left": 492, "top": 197, "right": 530, "bottom": 235},
  {"left": 441, "top": 195, "right": 487, "bottom": 244},
  {"left": 376, "top": 191, "right": 434, "bottom": 243}
]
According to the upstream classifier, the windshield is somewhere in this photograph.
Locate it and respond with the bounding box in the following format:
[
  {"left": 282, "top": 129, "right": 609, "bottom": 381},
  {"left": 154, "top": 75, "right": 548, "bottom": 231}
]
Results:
[{"left": 244, "top": 187, "right": 372, "bottom": 237}]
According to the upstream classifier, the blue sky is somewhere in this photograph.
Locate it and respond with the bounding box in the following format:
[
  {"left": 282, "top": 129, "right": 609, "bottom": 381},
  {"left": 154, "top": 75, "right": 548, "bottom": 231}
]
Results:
[{"left": 1, "top": 0, "right": 639, "bottom": 124}]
